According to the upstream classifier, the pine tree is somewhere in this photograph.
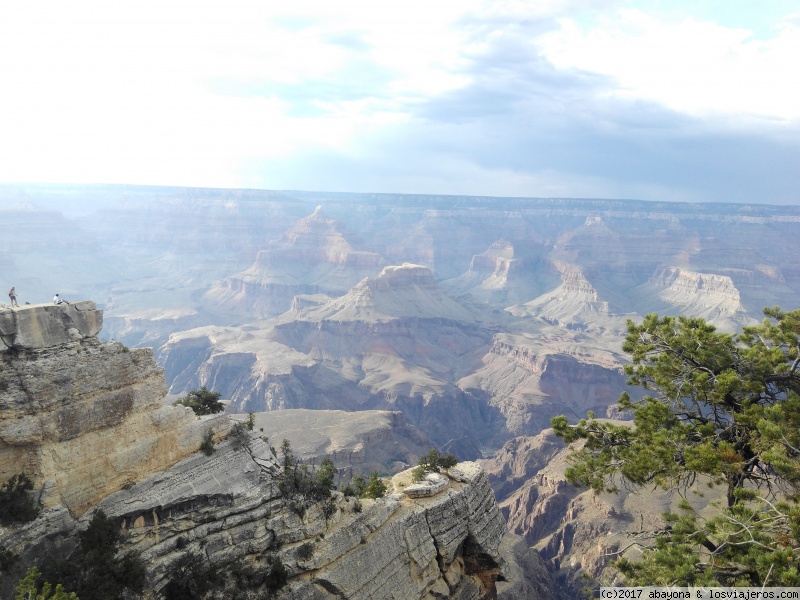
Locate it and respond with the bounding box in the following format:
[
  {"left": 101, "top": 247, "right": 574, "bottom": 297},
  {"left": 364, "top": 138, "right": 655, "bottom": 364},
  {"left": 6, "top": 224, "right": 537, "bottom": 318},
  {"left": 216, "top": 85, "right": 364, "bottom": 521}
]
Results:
[{"left": 552, "top": 307, "right": 800, "bottom": 586}]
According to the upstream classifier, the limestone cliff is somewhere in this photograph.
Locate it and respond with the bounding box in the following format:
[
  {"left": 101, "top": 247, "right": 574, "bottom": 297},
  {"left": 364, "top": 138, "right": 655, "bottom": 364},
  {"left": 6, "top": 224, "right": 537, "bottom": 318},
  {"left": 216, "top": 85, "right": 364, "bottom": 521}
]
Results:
[
  {"left": 443, "top": 239, "right": 559, "bottom": 307},
  {"left": 0, "top": 302, "right": 228, "bottom": 516},
  {"left": 86, "top": 452, "right": 509, "bottom": 599}
]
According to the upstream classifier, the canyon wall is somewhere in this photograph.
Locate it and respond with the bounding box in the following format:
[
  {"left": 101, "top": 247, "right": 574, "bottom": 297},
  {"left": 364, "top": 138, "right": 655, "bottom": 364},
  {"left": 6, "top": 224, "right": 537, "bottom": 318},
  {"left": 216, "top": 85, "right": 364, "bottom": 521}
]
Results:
[
  {"left": 0, "top": 299, "right": 550, "bottom": 599},
  {"left": 0, "top": 302, "right": 228, "bottom": 515}
]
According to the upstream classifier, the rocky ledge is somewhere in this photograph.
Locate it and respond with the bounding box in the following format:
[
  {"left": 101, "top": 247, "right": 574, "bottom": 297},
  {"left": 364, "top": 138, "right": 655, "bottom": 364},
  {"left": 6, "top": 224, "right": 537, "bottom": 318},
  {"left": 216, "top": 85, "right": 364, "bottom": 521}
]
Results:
[
  {"left": 0, "top": 301, "right": 103, "bottom": 351},
  {"left": 0, "top": 302, "right": 228, "bottom": 515},
  {"left": 94, "top": 449, "right": 508, "bottom": 599}
]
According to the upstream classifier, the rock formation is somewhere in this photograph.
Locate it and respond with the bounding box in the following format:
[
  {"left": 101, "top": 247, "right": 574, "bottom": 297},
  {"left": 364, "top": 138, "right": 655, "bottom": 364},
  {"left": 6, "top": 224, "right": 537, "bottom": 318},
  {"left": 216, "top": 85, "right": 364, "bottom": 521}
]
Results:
[
  {"left": 203, "top": 208, "right": 384, "bottom": 320},
  {"left": 459, "top": 333, "right": 630, "bottom": 438},
  {"left": 161, "top": 265, "right": 502, "bottom": 456},
  {"left": 5, "top": 185, "right": 800, "bottom": 595},
  {"left": 481, "top": 428, "right": 723, "bottom": 592},
  {"left": 0, "top": 298, "right": 549, "bottom": 600},
  {"left": 0, "top": 302, "right": 227, "bottom": 515},
  {"left": 443, "top": 239, "right": 558, "bottom": 307}
]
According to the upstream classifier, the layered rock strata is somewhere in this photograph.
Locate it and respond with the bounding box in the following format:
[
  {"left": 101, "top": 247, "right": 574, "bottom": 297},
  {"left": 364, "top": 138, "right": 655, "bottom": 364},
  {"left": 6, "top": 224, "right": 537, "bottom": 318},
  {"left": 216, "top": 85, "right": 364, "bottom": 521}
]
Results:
[
  {"left": 481, "top": 428, "right": 722, "bottom": 591},
  {"left": 203, "top": 208, "right": 384, "bottom": 319},
  {"left": 20, "top": 441, "right": 510, "bottom": 599},
  {"left": 0, "top": 303, "right": 228, "bottom": 515},
  {"left": 0, "top": 299, "right": 546, "bottom": 599}
]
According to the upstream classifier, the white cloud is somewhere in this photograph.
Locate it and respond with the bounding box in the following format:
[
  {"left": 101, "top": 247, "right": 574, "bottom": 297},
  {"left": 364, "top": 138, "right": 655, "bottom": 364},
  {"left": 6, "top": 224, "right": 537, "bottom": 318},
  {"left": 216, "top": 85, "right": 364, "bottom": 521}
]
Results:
[
  {"left": 0, "top": 1, "right": 797, "bottom": 203},
  {"left": 537, "top": 8, "right": 800, "bottom": 121}
]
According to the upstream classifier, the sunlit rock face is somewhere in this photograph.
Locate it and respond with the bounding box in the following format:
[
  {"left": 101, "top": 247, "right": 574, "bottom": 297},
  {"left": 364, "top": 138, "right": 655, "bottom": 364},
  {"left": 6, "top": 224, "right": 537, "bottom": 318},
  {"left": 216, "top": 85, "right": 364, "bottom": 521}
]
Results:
[
  {"left": 0, "top": 302, "right": 227, "bottom": 516},
  {"left": 444, "top": 239, "right": 560, "bottom": 307},
  {"left": 104, "top": 457, "right": 511, "bottom": 599}
]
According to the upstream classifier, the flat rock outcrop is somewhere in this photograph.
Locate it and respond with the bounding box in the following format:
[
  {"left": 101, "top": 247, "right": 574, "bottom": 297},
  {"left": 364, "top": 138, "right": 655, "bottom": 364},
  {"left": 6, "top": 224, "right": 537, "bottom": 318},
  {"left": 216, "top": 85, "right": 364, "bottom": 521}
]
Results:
[
  {"left": 238, "top": 408, "right": 436, "bottom": 475},
  {"left": 0, "top": 301, "right": 102, "bottom": 351}
]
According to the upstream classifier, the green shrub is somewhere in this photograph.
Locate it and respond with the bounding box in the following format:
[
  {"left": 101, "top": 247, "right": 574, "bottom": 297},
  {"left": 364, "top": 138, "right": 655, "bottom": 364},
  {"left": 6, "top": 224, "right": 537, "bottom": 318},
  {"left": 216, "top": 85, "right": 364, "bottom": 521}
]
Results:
[
  {"left": 296, "top": 542, "right": 314, "bottom": 560},
  {"left": 174, "top": 387, "right": 224, "bottom": 416},
  {"left": 200, "top": 429, "right": 215, "bottom": 456},
  {"left": 263, "top": 555, "right": 288, "bottom": 592},
  {"left": 415, "top": 449, "right": 459, "bottom": 481},
  {"left": 15, "top": 567, "right": 78, "bottom": 600},
  {"left": 350, "top": 473, "right": 367, "bottom": 497},
  {"left": 161, "top": 552, "right": 220, "bottom": 600},
  {"left": 363, "top": 472, "right": 387, "bottom": 499},
  {"left": 0, "top": 473, "right": 40, "bottom": 525},
  {"left": 342, "top": 471, "right": 387, "bottom": 498},
  {"left": 278, "top": 441, "right": 337, "bottom": 513}
]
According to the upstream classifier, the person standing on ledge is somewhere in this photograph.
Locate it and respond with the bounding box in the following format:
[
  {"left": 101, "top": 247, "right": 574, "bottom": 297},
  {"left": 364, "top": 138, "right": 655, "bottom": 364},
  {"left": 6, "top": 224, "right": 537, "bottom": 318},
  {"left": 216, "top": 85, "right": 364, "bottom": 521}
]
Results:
[
  {"left": 53, "top": 293, "right": 70, "bottom": 305},
  {"left": 8, "top": 287, "right": 18, "bottom": 307}
]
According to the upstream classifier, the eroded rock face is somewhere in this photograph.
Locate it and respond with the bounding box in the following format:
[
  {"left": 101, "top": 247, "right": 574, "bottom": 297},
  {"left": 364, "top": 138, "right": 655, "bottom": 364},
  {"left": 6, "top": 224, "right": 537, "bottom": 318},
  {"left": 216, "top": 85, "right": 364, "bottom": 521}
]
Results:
[
  {"left": 62, "top": 449, "right": 509, "bottom": 599},
  {"left": 203, "top": 208, "right": 385, "bottom": 319},
  {"left": 0, "top": 301, "right": 550, "bottom": 599},
  {"left": 0, "top": 303, "right": 228, "bottom": 515},
  {"left": 481, "top": 428, "right": 723, "bottom": 592}
]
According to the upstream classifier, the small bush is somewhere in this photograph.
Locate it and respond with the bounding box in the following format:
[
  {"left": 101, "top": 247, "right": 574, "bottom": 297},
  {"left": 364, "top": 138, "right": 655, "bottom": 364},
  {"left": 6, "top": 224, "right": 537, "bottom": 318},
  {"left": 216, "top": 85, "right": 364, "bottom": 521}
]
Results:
[
  {"left": 40, "top": 510, "right": 146, "bottom": 600},
  {"left": 161, "top": 552, "right": 220, "bottom": 600},
  {"left": 363, "top": 472, "right": 388, "bottom": 499},
  {"left": 296, "top": 542, "right": 314, "bottom": 560},
  {"left": 15, "top": 566, "right": 78, "bottom": 600},
  {"left": 230, "top": 421, "right": 251, "bottom": 449},
  {"left": 415, "top": 449, "right": 459, "bottom": 480},
  {"left": 174, "top": 387, "right": 224, "bottom": 416},
  {"left": 263, "top": 555, "right": 288, "bottom": 592},
  {"left": 350, "top": 473, "right": 367, "bottom": 497},
  {"left": 200, "top": 429, "right": 215, "bottom": 456},
  {"left": 278, "top": 441, "right": 337, "bottom": 513},
  {"left": 0, "top": 473, "right": 39, "bottom": 525},
  {"left": 342, "top": 471, "right": 387, "bottom": 498}
]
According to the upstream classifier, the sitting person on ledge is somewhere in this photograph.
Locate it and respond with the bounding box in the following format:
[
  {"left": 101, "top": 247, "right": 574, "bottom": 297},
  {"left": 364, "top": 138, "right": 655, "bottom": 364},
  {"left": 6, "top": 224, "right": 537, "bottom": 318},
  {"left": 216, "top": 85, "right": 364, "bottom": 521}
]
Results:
[{"left": 53, "top": 293, "right": 70, "bottom": 305}]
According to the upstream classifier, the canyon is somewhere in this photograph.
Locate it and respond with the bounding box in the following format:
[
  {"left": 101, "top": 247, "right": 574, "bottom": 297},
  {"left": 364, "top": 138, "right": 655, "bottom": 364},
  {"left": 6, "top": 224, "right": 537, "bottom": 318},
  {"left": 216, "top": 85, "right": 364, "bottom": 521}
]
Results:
[
  {"left": 0, "top": 303, "right": 551, "bottom": 599},
  {"left": 2, "top": 183, "right": 800, "bottom": 594}
]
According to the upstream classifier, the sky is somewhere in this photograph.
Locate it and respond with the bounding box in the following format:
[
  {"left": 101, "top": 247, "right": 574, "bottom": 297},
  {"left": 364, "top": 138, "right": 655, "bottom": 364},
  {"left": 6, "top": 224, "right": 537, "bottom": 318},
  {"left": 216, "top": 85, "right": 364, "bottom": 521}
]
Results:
[{"left": 0, "top": 1, "right": 798, "bottom": 204}]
